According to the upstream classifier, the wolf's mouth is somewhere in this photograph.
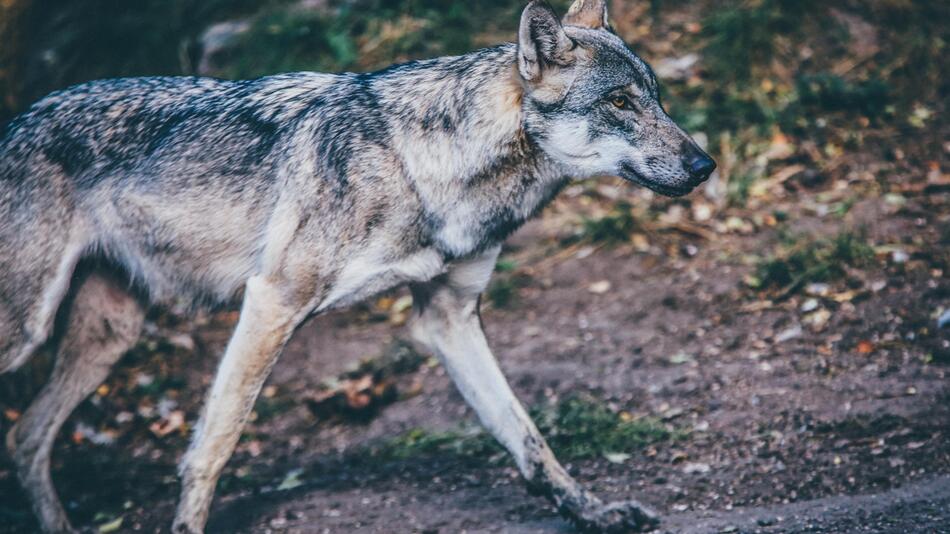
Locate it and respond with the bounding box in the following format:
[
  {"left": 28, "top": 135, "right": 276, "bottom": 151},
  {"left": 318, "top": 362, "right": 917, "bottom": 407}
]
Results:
[{"left": 619, "top": 163, "right": 693, "bottom": 197}]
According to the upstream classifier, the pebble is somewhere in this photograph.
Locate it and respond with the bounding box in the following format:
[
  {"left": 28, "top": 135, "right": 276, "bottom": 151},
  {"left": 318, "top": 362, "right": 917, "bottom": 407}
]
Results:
[
  {"left": 683, "top": 462, "right": 712, "bottom": 474},
  {"left": 937, "top": 309, "right": 950, "bottom": 329},
  {"left": 775, "top": 325, "right": 803, "bottom": 343}
]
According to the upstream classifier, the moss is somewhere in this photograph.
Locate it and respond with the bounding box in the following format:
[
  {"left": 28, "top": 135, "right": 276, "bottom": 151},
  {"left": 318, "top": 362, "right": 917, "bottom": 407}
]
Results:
[
  {"left": 581, "top": 201, "right": 637, "bottom": 245},
  {"left": 369, "top": 395, "right": 676, "bottom": 463},
  {"left": 702, "top": 0, "right": 821, "bottom": 83},
  {"left": 218, "top": 0, "right": 572, "bottom": 78},
  {"left": 486, "top": 261, "right": 532, "bottom": 308},
  {"left": 750, "top": 231, "right": 875, "bottom": 293},
  {"left": 531, "top": 395, "right": 674, "bottom": 459}
]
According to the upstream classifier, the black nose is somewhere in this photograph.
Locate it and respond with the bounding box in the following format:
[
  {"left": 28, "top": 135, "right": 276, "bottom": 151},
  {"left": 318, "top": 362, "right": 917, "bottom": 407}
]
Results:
[{"left": 686, "top": 153, "right": 716, "bottom": 182}]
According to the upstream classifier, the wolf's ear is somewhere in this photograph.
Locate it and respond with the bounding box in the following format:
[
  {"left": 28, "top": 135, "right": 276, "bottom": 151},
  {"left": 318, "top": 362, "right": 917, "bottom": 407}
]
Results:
[
  {"left": 562, "top": 0, "right": 609, "bottom": 30},
  {"left": 518, "top": 0, "right": 574, "bottom": 82}
]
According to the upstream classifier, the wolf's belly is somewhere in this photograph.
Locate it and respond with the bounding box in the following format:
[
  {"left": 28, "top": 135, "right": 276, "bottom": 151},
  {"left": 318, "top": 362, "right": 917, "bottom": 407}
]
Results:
[{"left": 90, "top": 191, "right": 270, "bottom": 308}]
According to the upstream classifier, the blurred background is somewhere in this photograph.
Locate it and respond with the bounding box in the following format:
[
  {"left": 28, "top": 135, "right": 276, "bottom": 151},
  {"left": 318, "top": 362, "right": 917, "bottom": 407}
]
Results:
[{"left": 1, "top": 1, "right": 948, "bottom": 532}]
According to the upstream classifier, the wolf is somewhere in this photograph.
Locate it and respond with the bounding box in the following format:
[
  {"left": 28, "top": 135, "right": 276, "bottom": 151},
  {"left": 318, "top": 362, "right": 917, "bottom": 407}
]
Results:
[{"left": 0, "top": 0, "right": 714, "bottom": 531}]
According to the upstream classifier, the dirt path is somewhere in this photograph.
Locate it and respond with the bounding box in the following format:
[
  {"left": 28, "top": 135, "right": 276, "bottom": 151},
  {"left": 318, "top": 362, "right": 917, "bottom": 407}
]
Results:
[
  {"left": 207, "top": 474, "right": 950, "bottom": 533},
  {"left": 664, "top": 475, "right": 950, "bottom": 534}
]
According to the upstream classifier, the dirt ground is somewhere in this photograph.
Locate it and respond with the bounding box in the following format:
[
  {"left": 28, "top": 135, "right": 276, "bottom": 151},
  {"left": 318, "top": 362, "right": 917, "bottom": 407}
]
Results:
[{"left": 1, "top": 165, "right": 948, "bottom": 533}]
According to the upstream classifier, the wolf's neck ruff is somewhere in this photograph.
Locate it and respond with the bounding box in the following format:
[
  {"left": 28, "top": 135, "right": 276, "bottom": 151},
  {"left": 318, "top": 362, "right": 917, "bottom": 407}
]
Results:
[{"left": 362, "top": 43, "right": 568, "bottom": 258}]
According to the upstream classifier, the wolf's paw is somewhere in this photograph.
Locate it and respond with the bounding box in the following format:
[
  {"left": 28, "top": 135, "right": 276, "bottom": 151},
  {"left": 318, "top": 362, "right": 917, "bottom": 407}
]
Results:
[{"left": 573, "top": 499, "right": 660, "bottom": 533}]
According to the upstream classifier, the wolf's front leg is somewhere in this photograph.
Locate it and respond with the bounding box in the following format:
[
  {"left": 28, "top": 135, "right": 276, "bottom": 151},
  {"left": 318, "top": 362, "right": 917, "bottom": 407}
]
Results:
[
  {"left": 409, "top": 248, "right": 659, "bottom": 533},
  {"left": 173, "top": 275, "right": 310, "bottom": 534}
]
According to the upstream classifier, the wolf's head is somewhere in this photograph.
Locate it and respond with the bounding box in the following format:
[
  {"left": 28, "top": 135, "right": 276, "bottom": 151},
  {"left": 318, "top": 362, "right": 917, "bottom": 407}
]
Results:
[{"left": 517, "top": 0, "right": 714, "bottom": 196}]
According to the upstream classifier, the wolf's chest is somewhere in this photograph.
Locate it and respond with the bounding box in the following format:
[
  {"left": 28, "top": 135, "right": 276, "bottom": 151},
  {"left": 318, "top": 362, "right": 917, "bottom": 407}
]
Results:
[{"left": 429, "top": 172, "right": 568, "bottom": 258}]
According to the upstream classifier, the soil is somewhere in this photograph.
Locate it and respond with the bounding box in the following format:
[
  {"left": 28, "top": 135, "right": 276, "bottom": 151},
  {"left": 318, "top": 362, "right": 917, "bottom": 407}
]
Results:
[{"left": 1, "top": 174, "right": 948, "bottom": 533}]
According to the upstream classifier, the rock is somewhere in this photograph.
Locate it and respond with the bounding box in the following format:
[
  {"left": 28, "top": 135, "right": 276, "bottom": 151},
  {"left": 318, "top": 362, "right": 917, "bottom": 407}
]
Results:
[
  {"left": 197, "top": 20, "right": 251, "bottom": 75},
  {"left": 775, "top": 325, "right": 803, "bottom": 343},
  {"left": 805, "top": 283, "right": 831, "bottom": 297},
  {"left": 804, "top": 309, "right": 832, "bottom": 331},
  {"left": 604, "top": 452, "right": 631, "bottom": 464},
  {"left": 165, "top": 332, "right": 195, "bottom": 351},
  {"left": 588, "top": 280, "right": 612, "bottom": 294},
  {"left": 683, "top": 462, "right": 712, "bottom": 475},
  {"left": 937, "top": 309, "right": 950, "bottom": 329},
  {"left": 669, "top": 351, "right": 695, "bottom": 365},
  {"left": 890, "top": 249, "right": 910, "bottom": 264}
]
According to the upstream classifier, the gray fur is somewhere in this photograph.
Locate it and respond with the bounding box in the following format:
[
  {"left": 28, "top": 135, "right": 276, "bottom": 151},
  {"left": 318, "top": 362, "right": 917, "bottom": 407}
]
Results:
[{"left": 1, "top": 1, "right": 711, "bottom": 532}]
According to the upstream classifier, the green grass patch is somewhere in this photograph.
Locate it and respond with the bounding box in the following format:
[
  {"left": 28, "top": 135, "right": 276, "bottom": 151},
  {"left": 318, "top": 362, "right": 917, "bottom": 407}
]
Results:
[
  {"left": 494, "top": 258, "right": 517, "bottom": 273},
  {"left": 532, "top": 396, "right": 675, "bottom": 459},
  {"left": 369, "top": 395, "right": 676, "bottom": 463},
  {"left": 702, "top": 0, "right": 820, "bottom": 83},
  {"left": 486, "top": 260, "right": 531, "bottom": 308},
  {"left": 727, "top": 171, "right": 760, "bottom": 207},
  {"left": 218, "top": 0, "right": 572, "bottom": 77},
  {"left": 581, "top": 201, "right": 637, "bottom": 244},
  {"left": 486, "top": 277, "right": 518, "bottom": 308},
  {"left": 795, "top": 74, "right": 891, "bottom": 117},
  {"left": 748, "top": 231, "right": 875, "bottom": 293}
]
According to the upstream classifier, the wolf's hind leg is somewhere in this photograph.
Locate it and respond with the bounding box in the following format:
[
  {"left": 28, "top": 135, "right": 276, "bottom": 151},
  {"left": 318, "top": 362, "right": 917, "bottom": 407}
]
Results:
[
  {"left": 409, "top": 248, "right": 659, "bottom": 533},
  {"left": 5, "top": 270, "right": 144, "bottom": 534},
  {"left": 0, "top": 232, "right": 87, "bottom": 375}
]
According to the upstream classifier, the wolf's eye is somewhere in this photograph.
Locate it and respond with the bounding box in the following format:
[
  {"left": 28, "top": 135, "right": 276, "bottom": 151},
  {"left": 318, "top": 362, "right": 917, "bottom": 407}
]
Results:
[{"left": 610, "top": 95, "right": 633, "bottom": 110}]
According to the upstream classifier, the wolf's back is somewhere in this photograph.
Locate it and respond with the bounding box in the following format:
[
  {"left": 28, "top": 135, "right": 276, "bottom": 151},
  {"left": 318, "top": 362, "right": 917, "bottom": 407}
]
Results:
[{"left": 0, "top": 73, "right": 340, "bottom": 194}]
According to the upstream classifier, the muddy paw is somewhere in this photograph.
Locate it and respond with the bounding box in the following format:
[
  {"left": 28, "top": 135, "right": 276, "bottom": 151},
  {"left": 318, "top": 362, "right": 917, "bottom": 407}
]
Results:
[{"left": 576, "top": 499, "right": 660, "bottom": 533}]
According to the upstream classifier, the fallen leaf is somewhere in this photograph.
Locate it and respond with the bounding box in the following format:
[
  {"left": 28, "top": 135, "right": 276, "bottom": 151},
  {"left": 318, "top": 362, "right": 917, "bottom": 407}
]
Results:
[
  {"left": 98, "top": 517, "right": 123, "bottom": 533},
  {"left": 277, "top": 468, "right": 305, "bottom": 491},
  {"left": 149, "top": 410, "right": 185, "bottom": 438},
  {"left": 375, "top": 296, "right": 395, "bottom": 311},
  {"left": 631, "top": 234, "right": 650, "bottom": 252},
  {"left": 831, "top": 290, "right": 863, "bottom": 303},
  {"left": 391, "top": 295, "right": 414, "bottom": 313}
]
